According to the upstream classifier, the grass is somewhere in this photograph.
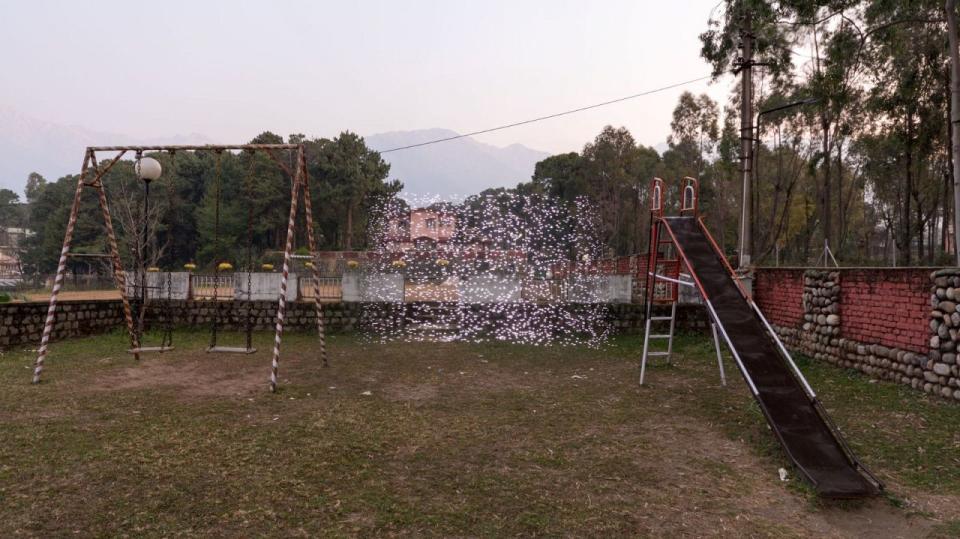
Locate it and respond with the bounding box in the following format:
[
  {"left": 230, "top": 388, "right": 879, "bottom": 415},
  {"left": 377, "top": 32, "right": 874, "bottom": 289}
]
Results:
[{"left": 1, "top": 328, "right": 958, "bottom": 536}]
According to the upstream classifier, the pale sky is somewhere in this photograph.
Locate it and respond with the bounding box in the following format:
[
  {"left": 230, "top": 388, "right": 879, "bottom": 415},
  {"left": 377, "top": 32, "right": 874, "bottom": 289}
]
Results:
[{"left": 0, "top": 0, "right": 733, "bottom": 156}]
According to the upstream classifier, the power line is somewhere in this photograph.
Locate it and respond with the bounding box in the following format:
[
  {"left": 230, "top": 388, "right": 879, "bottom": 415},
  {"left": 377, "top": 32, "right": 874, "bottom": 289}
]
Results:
[{"left": 379, "top": 75, "right": 713, "bottom": 153}]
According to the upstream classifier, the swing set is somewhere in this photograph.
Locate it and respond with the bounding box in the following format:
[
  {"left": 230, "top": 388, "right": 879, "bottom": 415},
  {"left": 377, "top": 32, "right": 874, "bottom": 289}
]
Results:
[{"left": 32, "top": 143, "right": 327, "bottom": 392}]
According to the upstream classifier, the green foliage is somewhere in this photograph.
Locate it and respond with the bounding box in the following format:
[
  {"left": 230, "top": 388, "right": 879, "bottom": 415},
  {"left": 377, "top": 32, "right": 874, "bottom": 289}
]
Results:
[
  {"left": 517, "top": 126, "right": 662, "bottom": 256},
  {"left": 306, "top": 131, "right": 400, "bottom": 250},
  {"left": 19, "top": 132, "right": 399, "bottom": 274}
]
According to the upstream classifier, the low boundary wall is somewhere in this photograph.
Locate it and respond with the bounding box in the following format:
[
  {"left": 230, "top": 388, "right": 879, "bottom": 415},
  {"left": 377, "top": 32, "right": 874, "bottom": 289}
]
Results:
[
  {"left": 0, "top": 299, "right": 710, "bottom": 350},
  {"left": 755, "top": 267, "right": 959, "bottom": 402}
]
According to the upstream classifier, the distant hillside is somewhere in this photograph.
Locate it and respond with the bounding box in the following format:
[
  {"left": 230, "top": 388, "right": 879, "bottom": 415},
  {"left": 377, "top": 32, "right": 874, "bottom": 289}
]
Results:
[
  {"left": 0, "top": 107, "right": 212, "bottom": 194},
  {"left": 365, "top": 129, "right": 550, "bottom": 199},
  {"left": 0, "top": 111, "right": 549, "bottom": 200}
]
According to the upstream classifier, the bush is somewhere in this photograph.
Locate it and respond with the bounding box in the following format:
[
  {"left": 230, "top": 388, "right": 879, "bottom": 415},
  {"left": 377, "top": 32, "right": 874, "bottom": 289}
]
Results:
[{"left": 0, "top": 293, "right": 11, "bottom": 303}]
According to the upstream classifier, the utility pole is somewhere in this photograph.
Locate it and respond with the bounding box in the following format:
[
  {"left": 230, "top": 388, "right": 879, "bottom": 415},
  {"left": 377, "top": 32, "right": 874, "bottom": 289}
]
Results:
[
  {"left": 947, "top": 0, "right": 960, "bottom": 264},
  {"left": 735, "top": 10, "right": 754, "bottom": 270}
]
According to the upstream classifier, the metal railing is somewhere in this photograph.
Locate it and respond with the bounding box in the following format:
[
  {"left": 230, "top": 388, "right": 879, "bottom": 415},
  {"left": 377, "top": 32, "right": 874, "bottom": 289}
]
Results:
[
  {"left": 190, "top": 274, "right": 236, "bottom": 300},
  {"left": 298, "top": 276, "right": 343, "bottom": 302}
]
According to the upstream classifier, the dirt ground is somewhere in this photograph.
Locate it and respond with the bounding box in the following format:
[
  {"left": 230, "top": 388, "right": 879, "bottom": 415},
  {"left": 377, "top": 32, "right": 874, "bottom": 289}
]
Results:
[{"left": 2, "top": 331, "right": 959, "bottom": 537}]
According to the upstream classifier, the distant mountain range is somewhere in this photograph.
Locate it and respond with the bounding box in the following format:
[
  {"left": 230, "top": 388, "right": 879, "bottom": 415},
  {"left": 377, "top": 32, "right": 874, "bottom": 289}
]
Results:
[
  {"left": 0, "top": 109, "right": 550, "bottom": 199},
  {"left": 365, "top": 128, "right": 550, "bottom": 199},
  {"left": 0, "top": 107, "right": 212, "bottom": 194}
]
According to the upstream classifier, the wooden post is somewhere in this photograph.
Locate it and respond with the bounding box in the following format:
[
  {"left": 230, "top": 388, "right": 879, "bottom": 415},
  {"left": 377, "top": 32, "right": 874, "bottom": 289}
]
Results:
[
  {"left": 90, "top": 152, "right": 141, "bottom": 361},
  {"left": 270, "top": 146, "right": 304, "bottom": 392},
  {"left": 298, "top": 147, "right": 329, "bottom": 367},
  {"left": 32, "top": 151, "right": 91, "bottom": 383}
]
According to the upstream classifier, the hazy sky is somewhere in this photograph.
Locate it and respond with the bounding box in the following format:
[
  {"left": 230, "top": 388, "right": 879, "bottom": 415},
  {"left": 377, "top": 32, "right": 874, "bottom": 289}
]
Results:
[{"left": 0, "top": 0, "right": 733, "bottom": 154}]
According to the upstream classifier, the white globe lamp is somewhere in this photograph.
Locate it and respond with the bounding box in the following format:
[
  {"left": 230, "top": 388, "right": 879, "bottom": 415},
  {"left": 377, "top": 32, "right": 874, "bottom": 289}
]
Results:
[{"left": 136, "top": 157, "right": 162, "bottom": 182}]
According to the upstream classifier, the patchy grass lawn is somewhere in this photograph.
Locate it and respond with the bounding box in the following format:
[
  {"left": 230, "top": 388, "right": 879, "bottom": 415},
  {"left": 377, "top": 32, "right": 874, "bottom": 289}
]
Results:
[{"left": 2, "top": 329, "right": 959, "bottom": 537}]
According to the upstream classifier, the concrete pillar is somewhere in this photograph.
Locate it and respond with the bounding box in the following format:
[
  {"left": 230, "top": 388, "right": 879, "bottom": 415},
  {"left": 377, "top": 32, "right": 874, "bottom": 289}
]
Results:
[
  {"left": 342, "top": 273, "right": 362, "bottom": 302},
  {"left": 235, "top": 272, "right": 297, "bottom": 301}
]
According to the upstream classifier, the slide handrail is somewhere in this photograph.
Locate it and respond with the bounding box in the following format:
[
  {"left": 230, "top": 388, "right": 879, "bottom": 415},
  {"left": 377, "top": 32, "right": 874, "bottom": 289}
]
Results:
[
  {"left": 680, "top": 176, "right": 699, "bottom": 216},
  {"left": 649, "top": 177, "right": 665, "bottom": 216},
  {"left": 698, "top": 217, "right": 751, "bottom": 299}
]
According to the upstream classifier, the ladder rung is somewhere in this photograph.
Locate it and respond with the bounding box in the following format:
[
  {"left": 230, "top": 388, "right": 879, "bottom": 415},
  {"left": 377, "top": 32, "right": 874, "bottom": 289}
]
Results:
[
  {"left": 648, "top": 334, "right": 672, "bottom": 339},
  {"left": 649, "top": 316, "right": 673, "bottom": 321},
  {"left": 646, "top": 352, "right": 671, "bottom": 357}
]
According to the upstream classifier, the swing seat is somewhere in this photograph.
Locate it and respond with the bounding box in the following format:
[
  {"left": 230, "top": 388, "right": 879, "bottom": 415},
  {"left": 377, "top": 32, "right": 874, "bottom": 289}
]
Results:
[
  {"left": 128, "top": 346, "right": 175, "bottom": 354},
  {"left": 206, "top": 346, "right": 257, "bottom": 354}
]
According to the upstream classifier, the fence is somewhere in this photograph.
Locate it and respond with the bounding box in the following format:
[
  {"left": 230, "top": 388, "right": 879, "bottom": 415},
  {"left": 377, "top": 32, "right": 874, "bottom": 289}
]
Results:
[
  {"left": 298, "top": 277, "right": 343, "bottom": 302},
  {"left": 26, "top": 260, "right": 703, "bottom": 305},
  {"left": 189, "top": 274, "right": 235, "bottom": 300}
]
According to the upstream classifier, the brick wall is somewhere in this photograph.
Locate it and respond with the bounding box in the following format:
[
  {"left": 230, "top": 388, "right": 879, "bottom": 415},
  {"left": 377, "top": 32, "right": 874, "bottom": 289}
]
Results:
[
  {"left": 754, "top": 269, "right": 805, "bottom": 328},
  {"left": 754, "top": 268, "right": 930, "bottom": 355},
  {"left": 754, "top": 267, "right": 956, "bottom": 402},
  {"left": 840, "top": 269, "right": 929, "bottom": 353}
]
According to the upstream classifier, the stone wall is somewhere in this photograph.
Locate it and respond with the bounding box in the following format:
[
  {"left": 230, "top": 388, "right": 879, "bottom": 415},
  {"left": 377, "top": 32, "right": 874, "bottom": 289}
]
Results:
[
  {"left": 139, "top": 300, "right": 363, "bottom": 333},
  {"left": 928, "top": 269, "right": 960, "bottom": 400},
  {"left": 0, "top": 299, "right": 710, "bottom": 351},
  {"left": 755, "top": 267, "right": 956, "bottom": 402},
  {"left": 795, "top": 269, "right": 841, "bottom": 362},
  {"left": 0, "top": 300, "right": 126, "bottom": 349}
]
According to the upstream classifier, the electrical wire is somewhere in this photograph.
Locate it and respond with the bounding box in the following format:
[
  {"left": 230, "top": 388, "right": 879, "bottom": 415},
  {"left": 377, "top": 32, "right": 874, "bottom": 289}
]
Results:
[{"left": 379, "top": 75, "right": 713, "bottom": 153}]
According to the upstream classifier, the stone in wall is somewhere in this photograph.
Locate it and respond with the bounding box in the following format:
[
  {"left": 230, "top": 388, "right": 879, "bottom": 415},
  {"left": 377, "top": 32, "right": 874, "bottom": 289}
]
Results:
[
  {"left": 799, "top": 269, "right": 842, "bottom": 363},
  {"left": 928, "top": 268, "right": 960, "bottom": 400}
]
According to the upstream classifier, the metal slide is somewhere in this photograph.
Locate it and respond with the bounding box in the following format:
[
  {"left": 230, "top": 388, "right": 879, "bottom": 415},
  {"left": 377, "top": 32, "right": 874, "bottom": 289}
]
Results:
[{"left": 661, "top": 216, "right": 882, "bottom": 498}]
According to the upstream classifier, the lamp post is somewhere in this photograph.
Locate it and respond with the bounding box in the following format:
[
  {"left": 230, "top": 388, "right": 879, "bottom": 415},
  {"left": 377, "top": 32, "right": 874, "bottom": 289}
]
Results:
[
  {"left": 135, "top": 155, "right": 162, "bottom": 324},
  {"left": 750, "top": 97, "right": 818, "bottom": 263}
]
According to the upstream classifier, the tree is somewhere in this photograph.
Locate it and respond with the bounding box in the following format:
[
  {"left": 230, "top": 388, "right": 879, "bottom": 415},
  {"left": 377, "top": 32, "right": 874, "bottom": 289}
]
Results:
[
  {"left": 667, "top": 91, "right": 720, "bottom": 177},
  {"left": 309, "top": 132, "right": 399, "bottom": 250},
  {"left": 25, "top": 172, "right": 46, "bottom": 204},
  {"left": 946, "top": 0, "right": 960, "bottom": 262},
  {"left": 0, "top": 189, "right": 21, "bottom": 228},
  {"left": 528, "top": 152, "right": 586, "bottom": 201},
  {"left": 580, "top": 126, "right": 660, "bottom": 255}
]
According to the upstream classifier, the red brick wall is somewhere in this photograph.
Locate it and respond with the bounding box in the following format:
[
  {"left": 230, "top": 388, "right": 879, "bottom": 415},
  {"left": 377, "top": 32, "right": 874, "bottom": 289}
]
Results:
[
  {"left": 840, "top": 269, "right": 929, "bottom": 354},
  {"left": 754, "top": 269, "right": 805, "bottom": 328}
]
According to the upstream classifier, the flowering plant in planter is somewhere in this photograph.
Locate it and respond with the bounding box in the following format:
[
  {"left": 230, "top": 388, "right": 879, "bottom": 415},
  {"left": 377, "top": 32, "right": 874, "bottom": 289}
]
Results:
[
  {"left": 346, "top": 260, "right": 360, "bottom": 269},
  {"left": 218, "top": 262, "right": 234, "bottom": 271},
  {"left": 261, "top": 263, "right": 274, "bottom": 271},
  {"left": 147, "top": 267, "right": 160, "bottom": 273},
  {"left": 435, "top": 258, "right": 450, "bottom": 267},
  {"left": 183, "top": 263, "right": 197, "bottom": 271}
]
